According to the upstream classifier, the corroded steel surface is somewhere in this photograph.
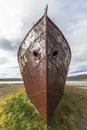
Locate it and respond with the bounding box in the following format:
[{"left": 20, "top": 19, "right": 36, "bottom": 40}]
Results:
[
  {"left": 46, "top": 17, "right": 71, "bottom": 118},
  {"left": 18, "top": 13, "right": 71, "bottom": 122}
]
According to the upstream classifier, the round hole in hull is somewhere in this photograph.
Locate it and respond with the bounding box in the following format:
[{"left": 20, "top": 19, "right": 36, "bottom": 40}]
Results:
[
  {"left": 52, "top": 51, "right": 58, "bottom": 57},
  {"left": 33, "top": 51, "right": 39, "bottom": 57}
]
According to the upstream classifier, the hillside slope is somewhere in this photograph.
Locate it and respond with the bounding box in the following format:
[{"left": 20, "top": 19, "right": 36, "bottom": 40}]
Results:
[{"left": 67, "top": 74, "right": 87, "bottom": 81}]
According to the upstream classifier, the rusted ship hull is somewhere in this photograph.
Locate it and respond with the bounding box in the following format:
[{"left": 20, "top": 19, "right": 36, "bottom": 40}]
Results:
[{"left": 18, "top": 13, "right": 71, "bottom": 122}]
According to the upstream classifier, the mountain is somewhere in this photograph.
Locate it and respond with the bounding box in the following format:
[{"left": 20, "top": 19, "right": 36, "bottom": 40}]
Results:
[
  {"left": 67, "top": 74, "right": 87, "bottom": 81},
  {"left": 0, "top": 78, "right": 22, "bottom": 81},
  {"left": 0, "top": 74, "right": 87, "bottom": 81}
]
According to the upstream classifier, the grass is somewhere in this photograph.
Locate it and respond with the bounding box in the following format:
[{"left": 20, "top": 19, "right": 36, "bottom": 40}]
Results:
[
  {"left": 0, "top": 84, "right": 87, "bottom": 130},
  {"left": 0, "top": 84, "right": 24, "bottom": 99}
]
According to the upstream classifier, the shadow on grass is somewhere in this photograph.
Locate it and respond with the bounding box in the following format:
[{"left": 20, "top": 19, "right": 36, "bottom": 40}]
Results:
[{"left": 0, "top": 92, "right": 76, "bottom": 130}]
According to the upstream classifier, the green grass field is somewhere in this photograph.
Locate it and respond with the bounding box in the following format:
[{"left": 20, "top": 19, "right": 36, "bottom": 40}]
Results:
[{"left": 0, "top": 84, "right": 87, "bottom": 130}]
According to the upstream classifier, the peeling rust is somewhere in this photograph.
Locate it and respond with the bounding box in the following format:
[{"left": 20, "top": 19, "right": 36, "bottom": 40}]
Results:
[
  {"left": 64, "top": 58, "right": 68, "bottom": 67},
  {"left": 18, "top": 10, "right": 71, "bottom": 123},
  {"left": 24, "top": 55, "right": 28, "bottom": 63}
]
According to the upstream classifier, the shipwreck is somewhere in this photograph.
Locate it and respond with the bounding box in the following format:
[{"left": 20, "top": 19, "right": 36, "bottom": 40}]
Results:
[{"left": 18, "top": 5, "right": 71, "bottom": 122}]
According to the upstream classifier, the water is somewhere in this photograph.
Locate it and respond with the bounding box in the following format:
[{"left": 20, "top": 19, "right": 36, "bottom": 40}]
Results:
[
  {"left": 0, "top": 81, "right": 23, "bottom": 84},
  {"left": 66, "top": 80, "right": 87, "bottom": 85},
  {"left": 0, "top": 80, "right": 87, "bottom": 85}
]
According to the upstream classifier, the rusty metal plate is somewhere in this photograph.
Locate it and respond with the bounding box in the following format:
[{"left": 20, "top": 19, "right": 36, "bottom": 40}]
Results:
[
  {"left": 18, "top": 12, "right": 71, "bottom": 123},
  {"left": 46, "top": 17, "right": 71, "bottom": 119}
]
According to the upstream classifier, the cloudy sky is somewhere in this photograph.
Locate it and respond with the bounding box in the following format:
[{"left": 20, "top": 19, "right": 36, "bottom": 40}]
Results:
[{"left": 0, "top": 0, "right": 87, "bottom": 78}]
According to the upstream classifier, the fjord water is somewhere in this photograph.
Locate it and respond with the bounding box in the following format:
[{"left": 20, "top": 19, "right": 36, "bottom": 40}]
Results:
[
  {"left": 66, "top": 80, "right": 87, "bottom": 85},
  {"left": 0, "top": 81, "right": 23, "bottom": 84},
  {"left": 0, "top": 80, "right": 87, "bottom": 85}
]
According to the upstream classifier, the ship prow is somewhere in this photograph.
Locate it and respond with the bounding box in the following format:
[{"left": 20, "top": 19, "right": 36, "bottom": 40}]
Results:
[{"left": 18, "top": 6, "right": 71, "bottom": 123}]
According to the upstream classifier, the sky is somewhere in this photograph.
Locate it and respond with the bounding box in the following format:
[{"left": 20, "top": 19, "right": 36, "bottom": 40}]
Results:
[{"left": 0, "top": 0, "right": 87, "bottom": 78}]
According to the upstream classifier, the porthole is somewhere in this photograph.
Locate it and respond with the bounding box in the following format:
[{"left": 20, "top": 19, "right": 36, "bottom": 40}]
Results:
[
  {"left": 33, "top": 51, "right": 38, "bottom": 57},
  {"left": 52, "top": 51, "right": 58, "bottom": 57}
]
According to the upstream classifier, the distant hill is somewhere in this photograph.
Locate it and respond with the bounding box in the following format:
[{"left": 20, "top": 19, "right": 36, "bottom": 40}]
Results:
[
  {"left": 0, "top": 74, "right": 87, "bottom": 81},
  {"left": 0, "top": 78, "right": 22, "bottom": 81},
  {"left": 67, "top": 74, "right": 87, "bottom": 81}
]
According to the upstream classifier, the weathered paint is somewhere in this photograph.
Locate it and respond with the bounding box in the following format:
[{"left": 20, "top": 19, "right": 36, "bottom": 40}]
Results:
[
  {"left": 18, "top": 13, "right": 71, "bottom": 123},
  {"left": 46, "top": 17, "right": 71, "bottom": 118}
]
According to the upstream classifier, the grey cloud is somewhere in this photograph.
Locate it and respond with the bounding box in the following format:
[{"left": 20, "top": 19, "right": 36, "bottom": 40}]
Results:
[
  {"left": 70, "top": 65, "right": 87, "bottom": 75},
  {"left": 75, "top": 56, "right": 87, "bottom": 63},
  {"left": 7, "top": 66, "right": 19, "bottom": 69},
  {"left": 72, "top": 51, "right": 87, "bottom": 63},
  {"left": 0, "top": 38, "right": 18, "bottom": 51},
  {"left": 0, "top": 57, "right": 8, "bottom": 64},
  {"left": 1, "top": 73, "right": 7, "bottom": 76}
]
